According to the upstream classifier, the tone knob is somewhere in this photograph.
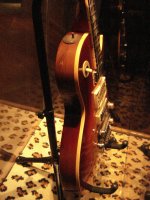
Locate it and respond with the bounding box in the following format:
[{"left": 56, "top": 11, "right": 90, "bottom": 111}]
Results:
[{"left": 107, "top": 102, "right": 114, "bottom": 110}]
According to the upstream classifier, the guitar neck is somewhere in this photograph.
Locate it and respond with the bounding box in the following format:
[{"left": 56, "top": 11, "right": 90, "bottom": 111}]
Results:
[{"left": 84, "top": 0, "right": 103, "bottom": 78}]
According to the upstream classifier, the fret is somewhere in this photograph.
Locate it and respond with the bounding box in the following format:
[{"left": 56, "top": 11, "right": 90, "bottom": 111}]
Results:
[
  {"left": 90, "top": 6, "right": 96, "bottom": 17},
  {"left": 93, "top": 33, "right": 100, "bottom": 49},
  {"left": 91, "top": 18, "right": 98, "bottom": 29},
  {"left": 95, "top": 45, "right": 101, "bottom": 56},
  {"left": 96, "top": 50, "right": 102, "bottom": 62},
  {"left": 94, "top": 37, "right": 99, "bottom": 47},
  {"left": 91, "top": 28, "right": 99, "bottom": 46},
  {"left": 92, "top": 25, "right": 99, "bottom": 36},
  {"left": 91, "top": 15, "right": 97, "bottom": 25},
  {"left": 91, "top": 19, "right": 99, "bottom": 38},
  {"left": 89, "top": 0, "right": 97, "bottom": 17},
  {"left": 93, "top": 36, "right": 101, "bottom": 68},
  {"left": 89, "top": 0, "right": 96, "bottom": 8},
  {"left": 96, "top": 49, "right": 103, "bottom": 72}
]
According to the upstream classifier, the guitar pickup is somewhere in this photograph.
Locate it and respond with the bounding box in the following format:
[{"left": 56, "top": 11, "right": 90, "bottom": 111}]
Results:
[
  {"left": 92, "top": 76, "right": 107, "bottom": 110},
  {"left": 95, "top": 97, "right": 108, "bottom": 124}
]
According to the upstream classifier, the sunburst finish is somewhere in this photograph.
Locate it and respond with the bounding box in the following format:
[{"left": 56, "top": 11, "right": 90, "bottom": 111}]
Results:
[{"left": 55, "top": 32, "right": 98, "bottom": 191}]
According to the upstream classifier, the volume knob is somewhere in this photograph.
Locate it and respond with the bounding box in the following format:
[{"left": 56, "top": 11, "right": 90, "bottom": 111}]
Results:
[{"left": 107, "top": 102, "right": 114, "bottom": 110}]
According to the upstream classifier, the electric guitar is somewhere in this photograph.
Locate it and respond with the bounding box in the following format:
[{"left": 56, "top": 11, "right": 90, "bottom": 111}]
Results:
[{"left": 55, "top": 0, "right": 117, "bottom": 194}]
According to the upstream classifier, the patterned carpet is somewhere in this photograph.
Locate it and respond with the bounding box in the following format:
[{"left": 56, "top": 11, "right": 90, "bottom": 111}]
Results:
[
  {"left": 0, "top": 103, "right": 40, "bottom": 184},
  {"left": 0, "top": 110, "right": 149, "bottom": 200}
]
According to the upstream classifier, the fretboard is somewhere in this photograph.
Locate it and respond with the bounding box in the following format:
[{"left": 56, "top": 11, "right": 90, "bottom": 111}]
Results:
[{"left": 87, "top": 0, "right": 103, "bottom": 78}]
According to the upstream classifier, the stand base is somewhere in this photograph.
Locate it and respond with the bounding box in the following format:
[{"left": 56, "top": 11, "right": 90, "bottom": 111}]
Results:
[
  {"left": 145, "top": 191, "right": 150, "bottom": 200},
  {"left": 81, "top": 180, "right": 118, "bottom": 194},
  {"left": 98, "top": 137, "right": 128, "bottom": 150},
  {"left": 139, "top": 144, "right": 150, "bottom": 158},
  {"left": 105, "top": 137, "right": 128, "bottom": 149},
  {"left": 16, "top": 156, "right": 53, "bottom": 165}
]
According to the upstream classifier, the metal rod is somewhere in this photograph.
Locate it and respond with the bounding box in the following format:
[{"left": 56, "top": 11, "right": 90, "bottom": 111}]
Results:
[
  {"left": 32, "top": 1, "right": 64, "bottom": 199},
  {"left": 111, "top": 126, "right": 150, "bottom": 139}
]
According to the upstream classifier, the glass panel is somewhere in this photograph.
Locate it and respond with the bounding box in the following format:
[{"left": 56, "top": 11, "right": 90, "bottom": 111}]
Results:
[{"left": 0, "top": 0, "right": 43, "bottom": 112}]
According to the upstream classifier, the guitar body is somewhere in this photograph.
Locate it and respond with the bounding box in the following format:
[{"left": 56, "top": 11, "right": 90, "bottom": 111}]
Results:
[
  {"left": 55, "top": 0, "right": 119, "bottom": 195},
  {"left": 55, "top": 32, "right": 98, "bottom": 191}
]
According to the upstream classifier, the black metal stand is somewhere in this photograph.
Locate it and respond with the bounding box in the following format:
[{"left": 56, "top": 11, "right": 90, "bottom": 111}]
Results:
[
  {"left": 81, "top": 180, "right": 118, "bottom": 194},
  {"left": 105, "top": 137, "right": 128, "bottom": 149},
  {"left": 16, "top": 1, "right": 64, "bottom": 199},
  {"left": 145, "top": 191, "right": 150, "bottom": 200},
  {"left": 139, "top": 144, "right": 150, "bottom": 158}
]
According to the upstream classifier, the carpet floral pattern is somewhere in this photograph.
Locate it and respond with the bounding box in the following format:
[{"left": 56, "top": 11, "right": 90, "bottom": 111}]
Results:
[
  {"left": 0, "top": 103, "right": 40, "bottom": 184},
  {"left": 0, "top": 115, "right": 149, "bottom": 200}
]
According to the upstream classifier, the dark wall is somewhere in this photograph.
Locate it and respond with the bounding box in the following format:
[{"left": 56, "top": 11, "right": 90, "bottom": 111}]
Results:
[{"left": 0, "top": 0, "right": 77, "bottom": 110}]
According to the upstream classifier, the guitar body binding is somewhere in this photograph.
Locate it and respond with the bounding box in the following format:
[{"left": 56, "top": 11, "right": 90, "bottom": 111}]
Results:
[{"left": 55, "top": 32, "right": 98, "bottom": 192}]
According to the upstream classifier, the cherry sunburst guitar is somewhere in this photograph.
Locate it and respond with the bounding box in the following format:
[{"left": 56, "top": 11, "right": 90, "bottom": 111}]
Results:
[{"left": 55, "top": 0, "right": 118, "bottom": 194}]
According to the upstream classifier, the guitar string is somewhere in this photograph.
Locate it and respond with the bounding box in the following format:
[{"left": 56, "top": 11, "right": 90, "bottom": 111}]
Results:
[
  {"left": 88, "top": 0, "right": 103, "bottom": 79},
  {"left": 88, "top": 0, "right": 114, "bottom": 148}
]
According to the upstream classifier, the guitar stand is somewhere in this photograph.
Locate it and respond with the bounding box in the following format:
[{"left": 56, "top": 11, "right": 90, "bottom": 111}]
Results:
[
  {"left": 98, "top": 135, "right": 128, "bottom": 150},
  {"left": 16, "top": 1, "right": 64, "bottom": 200},
  {"left": 16, "top": 153, "right": 53, "bottom": 166},
  {"left": 90, "top": 135, "right": 128, "bottom": 194},
  {"left": 17, "top": 111, "right": 60, "bottom": 165},
  {"left": 82, "top": 180, "right": 118, "bottom": 194},
  {"left": 139, "top": 144, "right": 150, "bottom": 158},
  {"left": 105, "top": 137, "right": 128, "bottom": 150}
]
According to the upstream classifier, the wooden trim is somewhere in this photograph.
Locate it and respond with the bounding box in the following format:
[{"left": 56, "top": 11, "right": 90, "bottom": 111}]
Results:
[
  {"left": 0, "top": 99, "right": 42, "bottom": 113},
  {"left": 111, "top": 126, "right": 150, "bottom": 139},
  {"left": 74, "top": 33, "right": 88, "bottom": 189},
  {"left": 0, "top": 3, "right": 21, "bottom": 11}
]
